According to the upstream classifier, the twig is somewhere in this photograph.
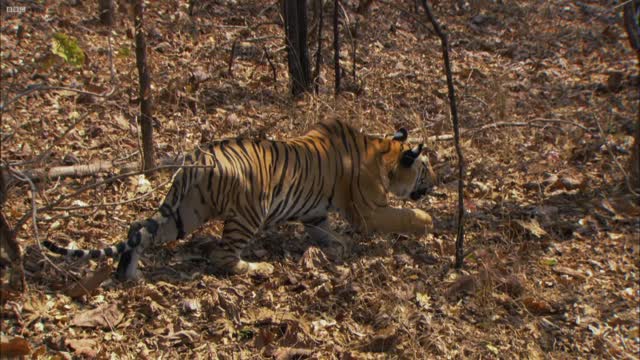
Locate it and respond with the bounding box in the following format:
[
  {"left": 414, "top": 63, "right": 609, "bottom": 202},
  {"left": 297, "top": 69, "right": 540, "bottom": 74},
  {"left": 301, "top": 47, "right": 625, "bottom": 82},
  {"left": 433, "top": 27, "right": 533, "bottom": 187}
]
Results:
[
  {"left": 336, "top": 0, "right": 357, "bottom": 81},
  {"left": 229, "top": 39, "right": 238, "bottom": 77},
  {"left": 613, "top": 0, "right": 635, "bottom": 10},
  {"left": 352, "top": 20, "right": 357, "bottom": 81},
  {"left": 389, "top": 119, "right": 594, "bottom": 143},
  {"left": 107, "top": 29, "right": 116, "bottom": 84},
  {"left": 420, "top": 0, "right": 465, "bottom": 269},
  {"left": 0, "top": 85, "right": 114, "bottom": 112},
  {"left": 262, "top": 45, "right": 278, "bottom": 83},
  {"left": 465, "top": 121, "right": 545, "bottom": 135},
  {"left": 530, "top": 118, "right": 592, "bottom": 132}
]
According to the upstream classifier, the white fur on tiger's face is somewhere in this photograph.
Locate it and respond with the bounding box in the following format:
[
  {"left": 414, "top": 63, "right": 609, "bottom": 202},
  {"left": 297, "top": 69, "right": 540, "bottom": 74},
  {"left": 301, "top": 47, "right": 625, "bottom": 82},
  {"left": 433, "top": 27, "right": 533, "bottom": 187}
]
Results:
[{"left": 43, "top": 120, "right": 437, "bottom": 280}]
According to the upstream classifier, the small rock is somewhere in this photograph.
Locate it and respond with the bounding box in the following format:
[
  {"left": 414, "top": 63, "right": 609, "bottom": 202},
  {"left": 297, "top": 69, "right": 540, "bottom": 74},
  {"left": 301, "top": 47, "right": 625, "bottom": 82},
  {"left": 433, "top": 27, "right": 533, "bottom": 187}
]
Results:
[
  {"left": 560, "top": 175, "right": 582, "bottom": 190},
  {"left": 522, "top": 297, "right": 555, "bottom": 315},
  {"left": 62, "top": 153, "right": 80, "bottom": 165},
  {"left": 181, "top": 298, "right": 201, "bottom": 313},
  {"left": 541, "top": 173, "right": 558, "bottom": 188}
]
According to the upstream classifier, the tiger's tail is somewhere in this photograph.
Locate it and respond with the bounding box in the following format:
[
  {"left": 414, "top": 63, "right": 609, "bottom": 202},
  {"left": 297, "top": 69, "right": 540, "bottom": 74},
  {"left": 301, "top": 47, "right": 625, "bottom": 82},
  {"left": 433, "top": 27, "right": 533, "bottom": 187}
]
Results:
[{"left": 41, "top": 239, "right": 129, "bottom": 260}]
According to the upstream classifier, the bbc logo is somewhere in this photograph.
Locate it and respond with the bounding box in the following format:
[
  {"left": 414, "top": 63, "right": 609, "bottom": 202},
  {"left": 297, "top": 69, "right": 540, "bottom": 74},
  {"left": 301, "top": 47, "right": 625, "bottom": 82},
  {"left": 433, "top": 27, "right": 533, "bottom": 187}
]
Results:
[{"left": 6, "top": 6, "right": 26, "bottom": 14}]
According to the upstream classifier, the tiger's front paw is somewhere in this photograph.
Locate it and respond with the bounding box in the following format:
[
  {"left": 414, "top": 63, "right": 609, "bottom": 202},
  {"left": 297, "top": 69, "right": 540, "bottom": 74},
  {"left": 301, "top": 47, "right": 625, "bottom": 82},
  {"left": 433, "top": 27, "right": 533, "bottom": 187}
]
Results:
[
  {"left": 246, "top": 262, "right": 275, "bottom": 276},
  {"left": 409, "top": 209, "right": 434, "bottom": 235}
]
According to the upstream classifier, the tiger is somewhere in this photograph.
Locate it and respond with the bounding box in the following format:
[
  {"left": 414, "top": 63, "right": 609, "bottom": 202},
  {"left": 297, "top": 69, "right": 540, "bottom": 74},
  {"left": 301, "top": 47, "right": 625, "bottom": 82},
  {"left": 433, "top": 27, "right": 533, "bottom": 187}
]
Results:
[{"left": 43, "top": 119, "right": 437, "bottom": 281}]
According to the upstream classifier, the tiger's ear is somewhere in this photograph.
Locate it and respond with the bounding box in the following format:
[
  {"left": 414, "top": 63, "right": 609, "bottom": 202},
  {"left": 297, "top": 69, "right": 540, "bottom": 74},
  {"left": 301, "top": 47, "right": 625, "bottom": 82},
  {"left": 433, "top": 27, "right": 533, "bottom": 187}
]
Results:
[
  {"left": 400, "top": 144, "right": 423, "bottom": 167},
  {"left": 393, "top": 128, "right": 408, "bottom": 142}
]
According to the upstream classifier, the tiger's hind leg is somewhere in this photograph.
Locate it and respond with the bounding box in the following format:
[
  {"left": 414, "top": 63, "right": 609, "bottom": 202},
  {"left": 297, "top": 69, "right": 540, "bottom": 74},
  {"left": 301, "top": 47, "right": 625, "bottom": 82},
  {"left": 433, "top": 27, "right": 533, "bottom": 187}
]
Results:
[
  {"left": 116, "top": 176, "right": 215, "bottom": 281},
  {"left": 208, "top": 219, "right": 274, "bottom": 276},
  {"left": 304, "top": 217, "right": 352, "bottom": 259}
]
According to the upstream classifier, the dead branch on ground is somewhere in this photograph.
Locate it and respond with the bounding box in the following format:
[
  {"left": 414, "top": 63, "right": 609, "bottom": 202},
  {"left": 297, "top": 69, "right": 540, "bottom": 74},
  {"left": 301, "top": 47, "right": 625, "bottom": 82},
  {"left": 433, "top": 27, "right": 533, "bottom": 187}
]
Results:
[
  {"left": 2, "top": 157, "right": 182, "bottom": 188},
  {"left": 11, "top": 161, "right": 214, "bottom": 233},
  {"left": 0, "top": 85, "right": 115, "bottom": 113}
]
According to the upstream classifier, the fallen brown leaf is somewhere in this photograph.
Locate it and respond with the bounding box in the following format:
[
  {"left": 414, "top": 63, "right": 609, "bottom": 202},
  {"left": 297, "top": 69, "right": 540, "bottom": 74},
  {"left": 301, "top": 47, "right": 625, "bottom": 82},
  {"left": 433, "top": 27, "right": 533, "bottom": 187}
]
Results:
[
  {"left": 560, "top": 175, "right": 583, "bottom": 190},
  {"left": 358, "top": 326, "right": 399, "bottom": 353},
  {"left": 514, "top": 219, "right": 548, "bottom": 238},
  {"left": 65, "top": 266, "right": 112, "bottom": 299},
  {"left": 163, "top": 330, "right": 201, "bottom": 345},
  {"left": 65, "top": 338, "right": 98, "bottom": 358},
  {"left": 71, "top": 303, "right": 123, "bottom": 329},
  {"left": 299, "top": 246, "right": 331, "bottom": 271},
  {"left": 497, "top": 274, "right": 525, "bottom": 297},
  {"left": 523, "top": 297, "right": 555, "bottom": 315},
  {"left": 273, "top": 347, "right": 313, "bottom": 360},
  {"left": 446, "top": 275, "right": 477, "bottom": 300},
  {"left": 252, "top": 327, "right": 275, "bottom": 349},
  {"left": 0, "top": 336, "right": 31, "bottom": 357}
]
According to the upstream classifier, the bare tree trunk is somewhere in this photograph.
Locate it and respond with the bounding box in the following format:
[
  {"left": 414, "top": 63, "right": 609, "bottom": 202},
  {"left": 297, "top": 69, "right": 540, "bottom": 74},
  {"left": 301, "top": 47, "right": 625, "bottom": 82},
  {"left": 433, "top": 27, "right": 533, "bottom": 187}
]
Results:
[
  {"left": 356, "top": 0, "right": 374, "bottom": 15},
  {"left": 134, "top": 0, "right": 156, "bottom": 171},
  {"left": 333, "top": 0, "right": 340, "bottom": 94},
  {"left": 283, "top": 0, "right": 311, "bottom": 96},
  {"left": 623, "top": 1, "right": 640, "bottom": 55},
  {"left": 632, "top": 115, "right": 640, "bottom": 191},
  {"left": 99, "top": 0, "right": 115, "bottom": 26},
  {"left": 313, "top": 0, "right": 324, "bottom": 94},
  {"left": 0, "top": 211, "right": 26, "bottom": 292},
  {"left": 623, "top": 1, "right": 640, "bottom": 190},
  {"left": 420, "top": 0, "right": 465, "bottom": 269}
]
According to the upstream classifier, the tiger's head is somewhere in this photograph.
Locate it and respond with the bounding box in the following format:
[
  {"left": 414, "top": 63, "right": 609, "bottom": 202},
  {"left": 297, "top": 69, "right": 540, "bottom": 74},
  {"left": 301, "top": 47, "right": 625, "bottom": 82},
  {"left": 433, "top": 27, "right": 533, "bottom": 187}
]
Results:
[{"left": 379, "top": 128, "right": 437, "bottom": 201}]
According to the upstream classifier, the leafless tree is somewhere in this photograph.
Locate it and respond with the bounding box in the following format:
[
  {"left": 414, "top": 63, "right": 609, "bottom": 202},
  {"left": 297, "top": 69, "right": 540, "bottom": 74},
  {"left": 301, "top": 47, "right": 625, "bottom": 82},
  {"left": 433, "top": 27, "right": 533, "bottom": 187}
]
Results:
[
  {"left": 133, "top": 0, "right": 156, "bottom": 171},
  {"left": 99, "top": 0, "right": 115, "bottom": 26},
  {"left": 622, "top": 0, "right": 639, "bottom": 190},
  {"left": 283, "top": 0, "right": 312, "bottom": 95},
  {"left": 420, "top": 0, "right": 466, "bottom": 268}
]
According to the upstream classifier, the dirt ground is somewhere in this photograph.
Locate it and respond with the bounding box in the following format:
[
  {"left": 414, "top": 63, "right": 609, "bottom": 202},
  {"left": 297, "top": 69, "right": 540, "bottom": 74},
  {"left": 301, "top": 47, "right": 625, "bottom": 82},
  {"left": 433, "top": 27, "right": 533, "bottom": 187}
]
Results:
[{"left": 1, "top": 0, "right": 638, "bottom": 358}]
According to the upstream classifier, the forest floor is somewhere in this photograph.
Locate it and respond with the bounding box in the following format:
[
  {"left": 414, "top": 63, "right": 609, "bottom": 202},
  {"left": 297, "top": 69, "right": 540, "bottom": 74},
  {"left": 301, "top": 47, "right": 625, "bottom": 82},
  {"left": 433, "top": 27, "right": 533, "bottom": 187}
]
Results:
[{"left": 1, "top": 0, "right": 638, "bottom": 358}]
